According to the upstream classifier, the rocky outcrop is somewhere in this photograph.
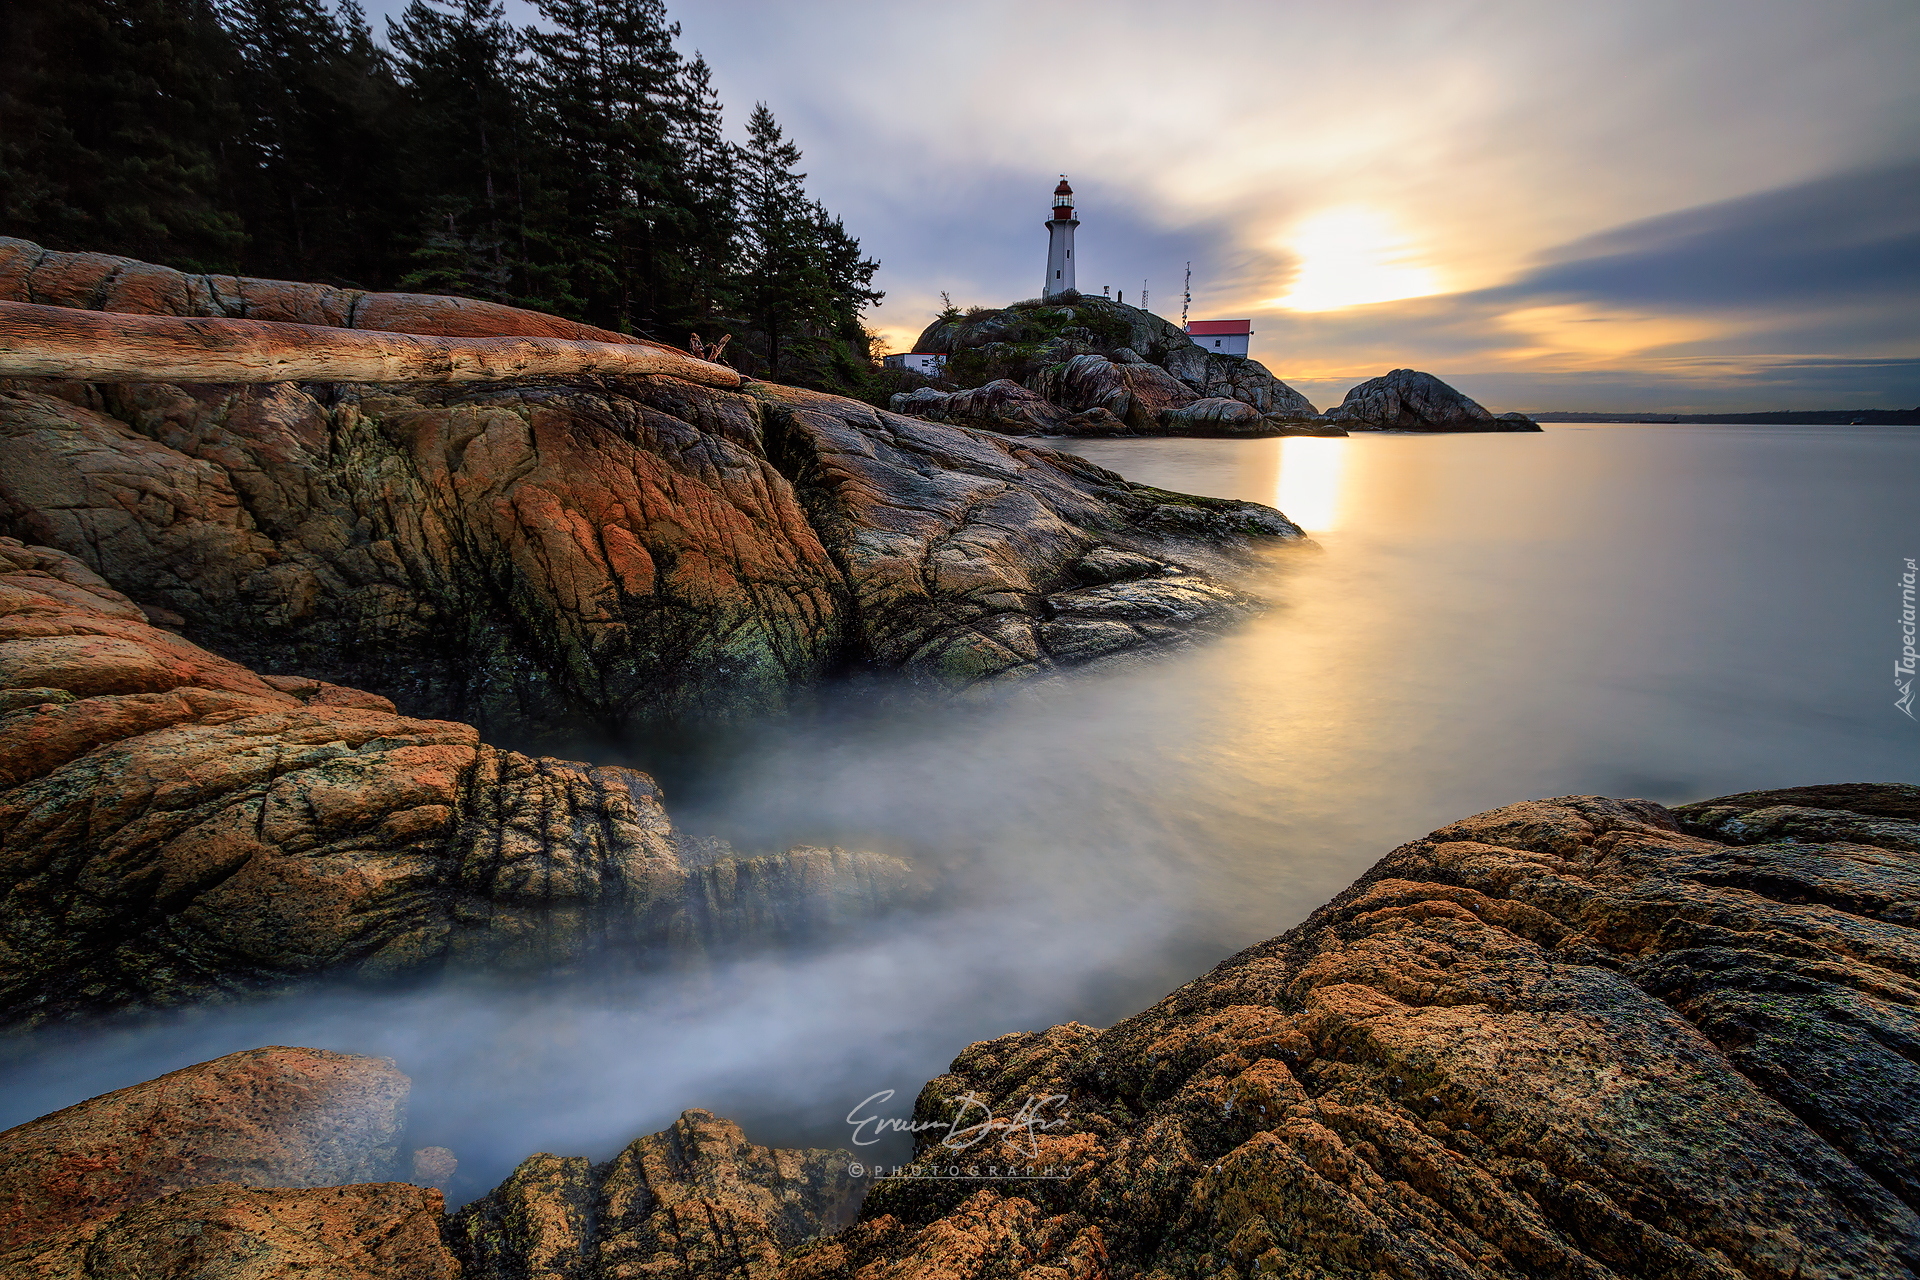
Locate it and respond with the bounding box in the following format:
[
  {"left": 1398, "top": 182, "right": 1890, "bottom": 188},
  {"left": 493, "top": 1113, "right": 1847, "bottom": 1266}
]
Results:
[
  {"left": 757, "top": 384, "right": 1299, "bottom": 683},
  {"left": 910, "top": 296, "right": 1318, "bottom": 429},
  {"left": 1029, "top": 353, "right": 1200, "bottom": 432},
  {"left": 0, "top": 298, "right": 741, "bottom": 387},
  {"left": 0, "top": 1182, "right": 460, "bottom": 1279},
  {"left": 0, "top": 369, "right": 1300, "bottom": 749},
  {"left": 0, "top": 1046, "right": 408, "bottom": 1249},
  {"left": 0, "top": 236, "right": 650, "bottom": 348},
  {"left": 1327, "top": 368, "right": 1542, "bottom": 432},
  {"left": 1159, "top": 397, "right": 1346, "bottom": 439},
  {"left": 449, "top": 1109, "right": 858, "bottom": 1280},
  {"left": 1159, "top": 345, "right": 1319, "bottom": 419},
  {"left": 889, "top": 380, "right": 1085, "bottom": 435},
  {"left": 0, "top": 538, "right": 918, "bottom": 1025},
  {"left": 5, "top": 785, "right": 1915, "bottom": 1277},
  {"left": 821, "top": 784, "right": 1920, "bottom": 1280}
]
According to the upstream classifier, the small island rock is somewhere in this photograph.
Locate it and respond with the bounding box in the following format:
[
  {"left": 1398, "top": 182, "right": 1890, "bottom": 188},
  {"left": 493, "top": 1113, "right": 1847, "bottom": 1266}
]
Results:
[{"left": 1328, "top": 368, "right": 1542, "bottom": 431}]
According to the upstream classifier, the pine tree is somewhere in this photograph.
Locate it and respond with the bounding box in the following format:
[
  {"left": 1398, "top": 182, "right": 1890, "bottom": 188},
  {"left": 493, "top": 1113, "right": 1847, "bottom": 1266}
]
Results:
[
  {"left": 222, "top": 0, "right": 409, "bottom": 284},
  {"left": 387, "top": 0, "right": 547, "bottom": 304},
  {"left": 524, "top": 0, "right": 691, "bottom": 331},
  {"left": 670, "top": 53, "right": 739, "bottom": 325},
  {"left": 0, "top": 0, "right": 244, "bottom": 268},
  {"left": 734, "top": 104, "right": 880, "bottom": 380}
]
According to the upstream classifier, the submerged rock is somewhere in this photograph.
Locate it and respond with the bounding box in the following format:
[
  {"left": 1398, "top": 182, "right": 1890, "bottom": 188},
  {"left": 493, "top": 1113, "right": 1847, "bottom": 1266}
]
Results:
[
  {"left": 449, "top": 1109, "right": 858, "bottom": 1280},
  {"left": 1327, "top": 368, "right": 1541, "bottom": 431},
  {"left": 826, "top": 784, "right": 1920, "bottom": 1280}
]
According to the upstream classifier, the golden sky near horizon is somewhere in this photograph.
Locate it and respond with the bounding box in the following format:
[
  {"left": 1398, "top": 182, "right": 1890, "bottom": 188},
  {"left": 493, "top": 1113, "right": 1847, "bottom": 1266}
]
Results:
[{"left": 411, "top": 0, "right": 1920, "bottom": 409}]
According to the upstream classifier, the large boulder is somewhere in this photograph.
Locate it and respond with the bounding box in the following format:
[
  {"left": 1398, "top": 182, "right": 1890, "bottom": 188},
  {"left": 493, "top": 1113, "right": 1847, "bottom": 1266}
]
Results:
[
  {"left": 888, "top": 379, "right": 1079, "bottom": 435},
  {"left": 1029, "top": 353, "right": 1201, "bottom": 431},
  {"left": 1328, "top": 368, "right": 1542, "bottom": 432},
  {"left": 1159, "top": 397, "right": 1347, "bottom": 439},
  {"left": 1159, "top": 345, "right": 1320, "bottom": 418},
  {"left": 809, "top": 784, "right": 1920, "bottom": 1280},
  {"left": 449, "top": 1108, "right": 858, "bottom": 1280},
  {"left": 0, "top": 1046, "right": 408, "bottom": 1250},
  {"left": 0, "top": 301, "right": 1302, "bottom": 748},
  {"left": 0, "top": 537, "right": 917, "bottom": 1025}
]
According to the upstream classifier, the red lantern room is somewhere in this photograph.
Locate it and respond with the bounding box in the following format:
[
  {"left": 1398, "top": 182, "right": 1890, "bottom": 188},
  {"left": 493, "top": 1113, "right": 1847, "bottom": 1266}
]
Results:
[{"left": 1051, "top": 178, "right": 1074, "bottom": 219}]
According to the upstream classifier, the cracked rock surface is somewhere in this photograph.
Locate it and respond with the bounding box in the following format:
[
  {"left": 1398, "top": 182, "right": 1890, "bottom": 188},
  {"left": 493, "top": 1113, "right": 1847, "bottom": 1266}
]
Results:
[
  {"left": 0, "top": 1045, "right": 408, "bottom": 1251},
  {"left": 0, "top": 538, "right": 918, "bottom": 1025},
  {"left": 450, "top": 1108, "right": 858, "bottom": 1280},
  {"left": 0, "top": 375, "right": 1299, "bottom": 747},
  {"left": 803, "top": 786, "right": 1920, "bottom": 1280}
]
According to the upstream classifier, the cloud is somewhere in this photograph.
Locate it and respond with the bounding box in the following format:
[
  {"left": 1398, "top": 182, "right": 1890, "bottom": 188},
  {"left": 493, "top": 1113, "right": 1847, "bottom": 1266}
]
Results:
[
  {"left": 358, "top": 0, "right": 1919, "bottom": 409},
  {"left": 1495, "top": 165, "right": 1920, "bottom": 310}
]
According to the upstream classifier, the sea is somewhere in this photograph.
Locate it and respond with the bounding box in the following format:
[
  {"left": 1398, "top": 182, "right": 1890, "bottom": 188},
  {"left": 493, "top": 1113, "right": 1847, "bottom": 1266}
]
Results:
[{"left": 3, "top": 423, "right": 1915, "bottom": 1197}]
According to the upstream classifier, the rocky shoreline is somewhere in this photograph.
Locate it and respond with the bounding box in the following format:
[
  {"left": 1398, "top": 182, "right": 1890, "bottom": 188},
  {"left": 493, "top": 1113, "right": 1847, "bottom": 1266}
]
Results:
[
  {"left": 0, "top": 246, "right": 1907, "bottom": 1278},
  {"left": 883, "top": 295, "right": 1539, "bottom": 439},
  {"left": 1, "top": 783, "right": 1914, "bottom": 1277}
]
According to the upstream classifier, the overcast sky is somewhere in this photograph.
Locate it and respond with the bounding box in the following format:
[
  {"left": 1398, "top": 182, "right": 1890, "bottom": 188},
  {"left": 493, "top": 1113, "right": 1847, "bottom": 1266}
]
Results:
[{"left": 387, "top": 0, "right": 1919, "bottom": 411}]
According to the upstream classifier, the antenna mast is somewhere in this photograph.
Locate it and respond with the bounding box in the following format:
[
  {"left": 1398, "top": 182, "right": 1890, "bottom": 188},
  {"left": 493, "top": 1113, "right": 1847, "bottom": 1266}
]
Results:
[
  {"left": 1141, "top": 279, "right": 1149, "bottom": 312},
  {"left": 1181, "top": 262, "right": 1191, "bottom": 329}
]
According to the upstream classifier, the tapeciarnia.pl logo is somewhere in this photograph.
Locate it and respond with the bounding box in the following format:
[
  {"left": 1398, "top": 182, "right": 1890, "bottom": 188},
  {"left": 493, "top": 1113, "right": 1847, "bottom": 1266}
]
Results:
[{"left": 1899, "top": 557, "right": 1917, "bottom": 720}]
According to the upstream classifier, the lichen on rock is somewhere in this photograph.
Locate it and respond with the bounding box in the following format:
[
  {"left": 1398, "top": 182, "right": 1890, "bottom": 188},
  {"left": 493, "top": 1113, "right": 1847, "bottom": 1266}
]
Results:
[{"left": 826, "top": 784, "right": 1920, "bottom": 1280}]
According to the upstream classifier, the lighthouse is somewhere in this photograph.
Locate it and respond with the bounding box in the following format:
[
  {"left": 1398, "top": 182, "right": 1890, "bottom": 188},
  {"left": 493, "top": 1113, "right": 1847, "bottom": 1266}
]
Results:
[{"left": 1043, "top": 177, "right": 1078, "bottom": 298}]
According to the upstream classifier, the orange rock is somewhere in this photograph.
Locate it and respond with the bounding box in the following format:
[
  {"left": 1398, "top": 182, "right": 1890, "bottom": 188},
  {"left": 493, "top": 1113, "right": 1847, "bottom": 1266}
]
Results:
[
  {"left": 0, "top": 234, "right": 650, "bottom": 349},
  {"left": 0, "top": 1182, "right": 458, "bottom": 1279},
  {"left": 842, "top": 789, "right": 1920, "bottom": 1280},
  {"left": 451, "top": 1109, "right": 858, "bottom": 1280},
  {"left": 0, "top": 540, "right": 921, "bottom": 1025},
  {"left": 0, "top": 1046, "right": 407, "bottom": 1250}
]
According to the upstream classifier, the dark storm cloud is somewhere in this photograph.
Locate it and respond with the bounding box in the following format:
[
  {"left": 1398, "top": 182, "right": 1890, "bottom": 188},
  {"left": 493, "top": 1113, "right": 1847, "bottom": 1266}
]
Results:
[{"left": 1492, "top": 164, "right": 1920, "bottom": 309}]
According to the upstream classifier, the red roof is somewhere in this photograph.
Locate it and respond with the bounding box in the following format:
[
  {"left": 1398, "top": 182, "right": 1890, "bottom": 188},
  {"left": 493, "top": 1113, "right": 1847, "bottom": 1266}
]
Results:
[{"left": 1186, "top": 319, "right": 1252, "bottom": 336}]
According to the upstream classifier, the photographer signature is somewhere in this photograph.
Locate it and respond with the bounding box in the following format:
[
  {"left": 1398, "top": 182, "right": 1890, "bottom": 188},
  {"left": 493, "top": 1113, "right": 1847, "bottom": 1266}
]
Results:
[{"left": 847, "top": 1090, "right": 1070, "bottom": 1159}]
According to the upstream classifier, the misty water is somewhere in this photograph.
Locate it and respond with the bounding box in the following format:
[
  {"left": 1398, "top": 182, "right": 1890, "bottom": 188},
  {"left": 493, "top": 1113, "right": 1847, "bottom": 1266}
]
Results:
[{"left": 3, "top": 423, "right": 1915, "bottom": 1202}]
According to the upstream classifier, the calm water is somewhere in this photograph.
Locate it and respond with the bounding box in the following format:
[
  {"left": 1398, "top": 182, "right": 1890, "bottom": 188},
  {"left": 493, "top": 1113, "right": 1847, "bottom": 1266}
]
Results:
[{"left": 4, "top": 424, "right": 1915, "bottom": 1198}]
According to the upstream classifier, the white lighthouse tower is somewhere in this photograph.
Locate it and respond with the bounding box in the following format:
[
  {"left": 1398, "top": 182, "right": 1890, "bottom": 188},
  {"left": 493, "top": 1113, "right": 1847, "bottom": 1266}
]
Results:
[{"left": 1043, "top": 177, "right": 1078, "bottom": 298}]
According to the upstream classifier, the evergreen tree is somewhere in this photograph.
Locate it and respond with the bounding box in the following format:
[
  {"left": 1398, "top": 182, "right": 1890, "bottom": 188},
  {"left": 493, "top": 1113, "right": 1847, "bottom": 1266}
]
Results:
[
  {"left": 524, "top": 0, "right": 692, "bottom": 330},
  {"left": 221, "top": 0, "right": 409, "bottom": 284},
  {"left": 734, "top": 104, "right": 879, "bottom": 379},
  {"left": 0, "top": 0, "right": 244, "bottom": 268},
  {"left": 387, "top": 0, "right": 548, "bottom": 304},
  {"left": 2, "top": 0, "right": 884, "bottom": 385},
  {"left": 670, "top": 53, "right": 739, "bottom": 325}
]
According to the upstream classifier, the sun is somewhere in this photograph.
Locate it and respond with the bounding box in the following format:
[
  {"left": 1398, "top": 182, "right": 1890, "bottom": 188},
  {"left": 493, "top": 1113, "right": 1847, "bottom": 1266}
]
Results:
[{"left": 1269, "top": 206, "right": 1442, "bottom": 312}]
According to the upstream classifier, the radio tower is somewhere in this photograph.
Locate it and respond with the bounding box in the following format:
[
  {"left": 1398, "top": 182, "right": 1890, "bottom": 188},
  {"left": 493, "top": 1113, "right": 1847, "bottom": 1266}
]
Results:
[
  {"left": 1181, "top": 263, "right": 1192, "bottom": 329},
  {"left": 1141, "top": 279, "right": 1149, "bottom": 312}
]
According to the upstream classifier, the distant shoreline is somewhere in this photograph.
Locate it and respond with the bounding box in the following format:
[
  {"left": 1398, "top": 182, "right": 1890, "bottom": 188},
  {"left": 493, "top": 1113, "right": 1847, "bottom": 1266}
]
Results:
[{"left": 1520, "top": 408, "right": 1920, "bottom": 425}]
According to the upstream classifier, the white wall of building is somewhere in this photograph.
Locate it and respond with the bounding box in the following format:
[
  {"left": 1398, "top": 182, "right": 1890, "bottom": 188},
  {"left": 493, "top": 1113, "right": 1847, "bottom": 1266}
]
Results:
[
  {"left": 1193, "top": 333, "right": 1250, "bottom": 357},
  {"left": 883, "top": 352, "right": 947, "bottom": 375}
]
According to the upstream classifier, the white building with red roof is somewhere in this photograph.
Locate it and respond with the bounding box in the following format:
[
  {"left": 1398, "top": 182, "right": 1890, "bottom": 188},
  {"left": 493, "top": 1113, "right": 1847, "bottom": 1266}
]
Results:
[{"left": 1185, "top": 318, "right": 1252, "bottom": 357}]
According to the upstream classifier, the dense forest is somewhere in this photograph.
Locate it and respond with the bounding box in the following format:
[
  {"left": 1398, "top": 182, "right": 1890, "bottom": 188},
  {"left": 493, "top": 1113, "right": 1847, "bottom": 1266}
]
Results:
[{"left": 0, "top": 0, "right": 885, "bottom": 390}]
